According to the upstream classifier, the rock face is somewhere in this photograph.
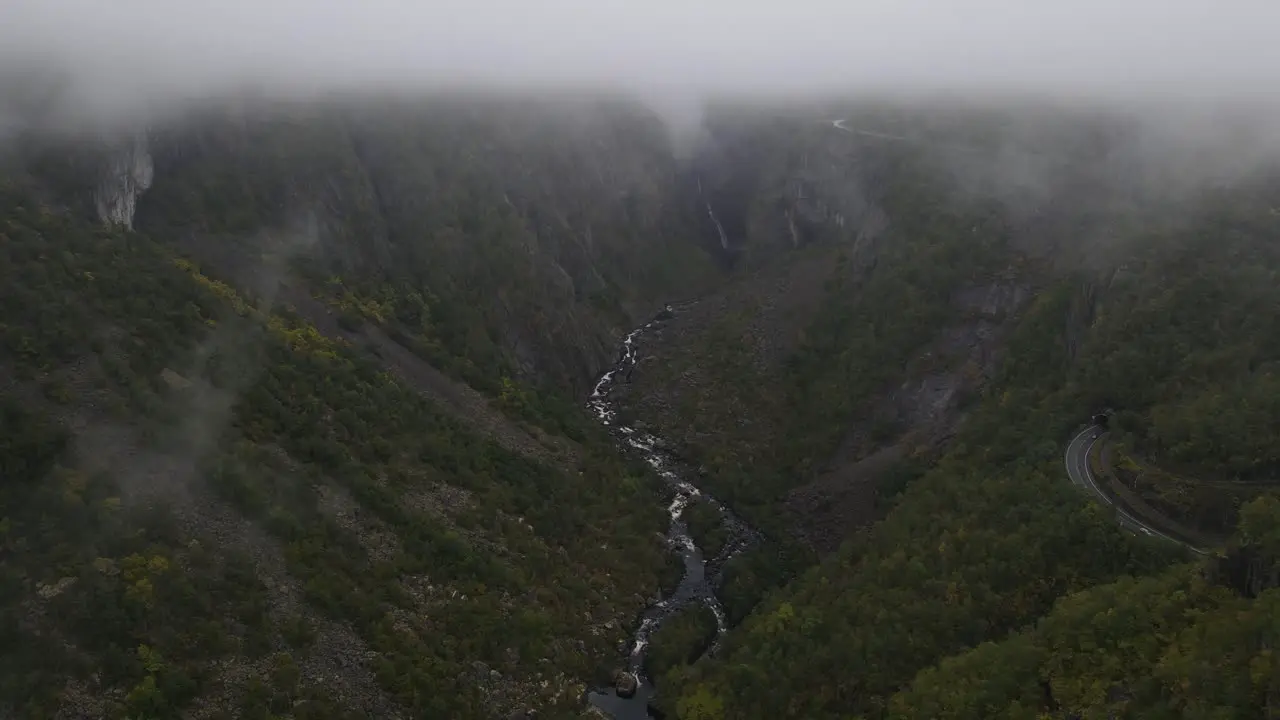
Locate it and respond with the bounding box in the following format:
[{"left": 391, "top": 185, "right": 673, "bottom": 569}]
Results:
[
  {"left": 614, "top": 670, "right": 638, "bottom": 699},
  {"left": 94, "top": 131, "right": 152, "bottom": 229},
  {"left": 1207, "top": 540, "right": 1280, "bottom": 599},
  {"left": 785, "top": 274, "right": 1035, "bottom": 552},
  {"left": 35, "top": 576, "right": 77, "bottom": 599},
  {"left": 159, "top": 368, "right": 192, "bottom": 391},
  {"left": 615, "top": 107, "right": 1055, "bottom": 554},
  {"left": 132, "top": 97, "right": 724, "bottom": 394},
  {"left": 689, "top": 109, "right": 895, "bottom": 269}
]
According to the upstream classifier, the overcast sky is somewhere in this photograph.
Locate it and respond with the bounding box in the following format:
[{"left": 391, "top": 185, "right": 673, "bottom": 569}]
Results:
[{"left": 5, "top": 0, "right": 1280, "bottom": 102}]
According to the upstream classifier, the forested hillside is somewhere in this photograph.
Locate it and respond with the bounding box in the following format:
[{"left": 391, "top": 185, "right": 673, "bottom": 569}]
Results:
[
  {"left": 0, "top": 96, "right": 709, "bottom": 717},
  {"left": 888, "top": 505, "right": 1280, "bottom": 720},
  {"left": 22, "top": 93, "right": 724, "bottom": 403},
  {"left": 618, "top": 101, "right": 1220, "bottom": 545},
  {"left": 652, "top": 119, "right": 1280, "bottom": 717},
  {"left": 4, "top": 87, "right": 1280, "bottom": 720}
]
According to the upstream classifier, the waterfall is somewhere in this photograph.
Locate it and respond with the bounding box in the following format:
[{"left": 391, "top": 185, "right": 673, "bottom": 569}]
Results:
[{"left": 696, "top": 178, "right": 730, "bottom": 250}]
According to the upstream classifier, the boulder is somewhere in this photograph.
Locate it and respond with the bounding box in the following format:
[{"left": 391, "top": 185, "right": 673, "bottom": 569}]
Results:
[
  {"left": 159, "top": 368, "right": 192, "bottom": 391},
  {"left": 36, "top": 576, "right": 77, "bottom": 599},
  {"left": 614, "top": 670, "right": 639, "bottom": 699}
]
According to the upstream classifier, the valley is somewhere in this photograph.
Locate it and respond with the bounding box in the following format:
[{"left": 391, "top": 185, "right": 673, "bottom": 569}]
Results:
[{"left": 2, "top": 87, "right": 1280, "bottom": 720}]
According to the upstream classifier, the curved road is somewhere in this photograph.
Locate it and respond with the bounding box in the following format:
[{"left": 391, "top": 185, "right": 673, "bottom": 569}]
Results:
[
  {"left": 1065, "top": 426, "right": 1208, "bottom": 555},
  {"left": 829, "top": 118, "right": 911, "bottom": 142},
  {"left": 827, "top": 113, "right": 1208, "bottom": 556}
]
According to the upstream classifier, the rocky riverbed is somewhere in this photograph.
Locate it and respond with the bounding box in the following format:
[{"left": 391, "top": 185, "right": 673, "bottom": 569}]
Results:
[{"left": 585, "top": 305, "right": 758, "bottom": 719}]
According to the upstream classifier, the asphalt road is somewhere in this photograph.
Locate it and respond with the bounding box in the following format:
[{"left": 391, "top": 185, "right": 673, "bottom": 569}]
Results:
[
  {"left": 1065, "top": 425, "right": 1208, "bottom": 555},
  {"left": 829, "top": 118, "right": 912, "bottom": 141}
]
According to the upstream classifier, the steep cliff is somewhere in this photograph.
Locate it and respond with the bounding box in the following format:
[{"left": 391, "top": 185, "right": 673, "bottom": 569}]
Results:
[
  {"left": 131, "top": 95, "right": 723, "bottom": 400},
  {"left": 619, "top": 108, "right": 1033, "bottom": 541},
  {"left": 690, "top": 105, "right": 894, "bottom": 268},
  {"left": 94, "top": 130, "right": 152, "bottom": 228}
]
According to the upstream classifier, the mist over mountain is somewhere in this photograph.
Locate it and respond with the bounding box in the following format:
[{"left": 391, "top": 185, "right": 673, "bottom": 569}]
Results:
[
  {"left": 7, "top": 0, "right": 1280, "bottom": 221},
  {"left": 4, "top": 3, "right": 1280, "bottom": 720},
  {"left": 7, "top": 0, "right": 1280, "bottom": 118}
]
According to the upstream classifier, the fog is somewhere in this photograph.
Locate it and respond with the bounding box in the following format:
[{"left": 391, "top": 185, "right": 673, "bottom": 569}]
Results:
[
  {"left": 6, "top": 0, "right": 1280, "bottom": 237},
  {"left": 6, "top": 0, "right": 1280, "bottom": 112}
]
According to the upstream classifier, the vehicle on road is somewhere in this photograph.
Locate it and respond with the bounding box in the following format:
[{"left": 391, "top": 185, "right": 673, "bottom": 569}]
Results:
[{"left": 1066, "top": 423, "right": 1207, "bottom": 556}]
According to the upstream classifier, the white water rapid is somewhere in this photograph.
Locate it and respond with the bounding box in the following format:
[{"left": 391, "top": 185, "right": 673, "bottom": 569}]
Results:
[{"left": 586, "top": 304, "right": 758, "bottom": 719}]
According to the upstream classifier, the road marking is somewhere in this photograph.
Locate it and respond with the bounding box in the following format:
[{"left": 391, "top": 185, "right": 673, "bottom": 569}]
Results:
[{"left": 1065, "top": 425, "right": 1208, "bottom": 556}]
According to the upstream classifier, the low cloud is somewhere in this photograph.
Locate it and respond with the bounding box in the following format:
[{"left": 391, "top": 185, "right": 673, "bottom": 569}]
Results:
[{"left": 5, "top": 0, "right": 1280, "bottom": 113}]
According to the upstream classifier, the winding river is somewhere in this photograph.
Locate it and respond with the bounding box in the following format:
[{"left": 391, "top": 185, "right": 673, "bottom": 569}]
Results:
[{"left": 586, "top": 305, "right": 759, "bottom": 719}]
